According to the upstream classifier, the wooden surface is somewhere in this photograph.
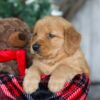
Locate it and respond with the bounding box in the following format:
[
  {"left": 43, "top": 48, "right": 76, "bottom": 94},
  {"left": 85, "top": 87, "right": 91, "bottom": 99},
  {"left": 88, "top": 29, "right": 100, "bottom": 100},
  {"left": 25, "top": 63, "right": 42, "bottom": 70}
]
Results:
[
  {"left": 71, "top": 0, "right": 100, "bottom": 81},
  {"left": 88, "top": 85, "right": 100, "bottom": 100},
  {"left": 51, "top": 0, "right": 86, "bottom": 19}
]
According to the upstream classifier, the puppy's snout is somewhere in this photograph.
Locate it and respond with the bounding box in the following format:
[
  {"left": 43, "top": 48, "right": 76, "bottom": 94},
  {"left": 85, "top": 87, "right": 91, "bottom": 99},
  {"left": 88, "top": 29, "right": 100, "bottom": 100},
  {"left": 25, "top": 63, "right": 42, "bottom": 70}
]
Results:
[{"left": 32, "top": 43, "right": 40, "bottom": 52}]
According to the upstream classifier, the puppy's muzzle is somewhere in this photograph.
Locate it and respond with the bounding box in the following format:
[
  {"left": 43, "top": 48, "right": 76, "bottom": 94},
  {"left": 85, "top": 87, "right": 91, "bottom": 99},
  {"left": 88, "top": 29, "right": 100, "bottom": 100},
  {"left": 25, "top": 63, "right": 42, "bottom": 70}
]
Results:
[{"left": 32, "top": 43, "right": 40, "bottom": 52}]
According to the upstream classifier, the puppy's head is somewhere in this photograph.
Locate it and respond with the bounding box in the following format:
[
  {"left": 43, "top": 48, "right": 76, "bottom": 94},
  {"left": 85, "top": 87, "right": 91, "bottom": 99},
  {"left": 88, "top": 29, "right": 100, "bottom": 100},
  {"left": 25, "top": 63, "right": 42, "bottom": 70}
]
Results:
[{"left": 31, "top": 16, "right": 81, "bottom": 59}]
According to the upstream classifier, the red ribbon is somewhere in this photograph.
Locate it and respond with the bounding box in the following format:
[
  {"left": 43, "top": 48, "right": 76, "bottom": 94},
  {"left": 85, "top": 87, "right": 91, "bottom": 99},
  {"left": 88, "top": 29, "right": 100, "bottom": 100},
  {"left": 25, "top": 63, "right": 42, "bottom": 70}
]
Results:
[{"left": 0, "top": 50, "right": 26, "bottom": 76}]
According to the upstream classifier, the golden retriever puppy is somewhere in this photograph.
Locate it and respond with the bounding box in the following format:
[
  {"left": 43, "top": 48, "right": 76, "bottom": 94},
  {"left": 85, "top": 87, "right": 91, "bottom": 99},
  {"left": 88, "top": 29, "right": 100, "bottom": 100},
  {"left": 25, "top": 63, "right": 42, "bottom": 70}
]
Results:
[{"left": 23, "top": 16, "right": 90, "bottom": 93}]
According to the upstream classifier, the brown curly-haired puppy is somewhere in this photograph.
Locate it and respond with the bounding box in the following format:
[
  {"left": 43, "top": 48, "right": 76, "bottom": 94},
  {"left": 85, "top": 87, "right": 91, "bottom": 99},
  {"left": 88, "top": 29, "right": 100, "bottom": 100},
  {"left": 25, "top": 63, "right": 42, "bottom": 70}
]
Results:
[
  {"left": 23, "top": 16, "right": 90, "bottom": 93},
  {"left": 0, "top": 18, "right": 31, "bottom": 75}
]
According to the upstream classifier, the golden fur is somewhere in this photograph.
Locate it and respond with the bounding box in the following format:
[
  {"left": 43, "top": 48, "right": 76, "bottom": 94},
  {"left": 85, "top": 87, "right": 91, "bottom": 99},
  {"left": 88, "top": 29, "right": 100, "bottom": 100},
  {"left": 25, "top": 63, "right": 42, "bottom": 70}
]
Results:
[{"left": 23, "top": 16, "right": 90, "bottom": 93}]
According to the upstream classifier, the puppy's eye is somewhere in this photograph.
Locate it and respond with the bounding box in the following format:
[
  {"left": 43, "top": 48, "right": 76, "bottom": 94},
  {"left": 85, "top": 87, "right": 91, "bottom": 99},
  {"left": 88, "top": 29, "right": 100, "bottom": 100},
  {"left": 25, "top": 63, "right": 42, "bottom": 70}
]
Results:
[
  {"left": 33, "top": 33, "right": 37, "bottom": 36},
  {"left": 48, "top": 33, "right": 56, "bottom": 39}
]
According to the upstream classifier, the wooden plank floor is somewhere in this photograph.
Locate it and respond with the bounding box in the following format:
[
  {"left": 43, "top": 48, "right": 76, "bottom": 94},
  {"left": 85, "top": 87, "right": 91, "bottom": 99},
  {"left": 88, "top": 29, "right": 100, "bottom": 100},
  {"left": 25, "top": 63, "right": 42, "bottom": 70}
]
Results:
[
  {"left": 72, "top": 0, "right": 100, "bottom": 82},
  {"left": 87, "top": 85, "right": 100, "bottom": 100}
]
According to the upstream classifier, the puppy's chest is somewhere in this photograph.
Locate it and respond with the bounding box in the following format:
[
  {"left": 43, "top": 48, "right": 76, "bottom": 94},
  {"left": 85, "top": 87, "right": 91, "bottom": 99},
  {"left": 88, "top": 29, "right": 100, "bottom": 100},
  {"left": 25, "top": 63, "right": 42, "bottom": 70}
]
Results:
[{"left": 33, "top": 59, "right": 59, "bottom": 75}]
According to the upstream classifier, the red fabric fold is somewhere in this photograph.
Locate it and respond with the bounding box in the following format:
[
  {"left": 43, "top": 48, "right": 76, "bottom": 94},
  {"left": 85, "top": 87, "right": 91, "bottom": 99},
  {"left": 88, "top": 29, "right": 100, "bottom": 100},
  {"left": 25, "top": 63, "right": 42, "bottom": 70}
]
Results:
[{"left": 0, "top": 50, "right": 26, "bottom": 76}]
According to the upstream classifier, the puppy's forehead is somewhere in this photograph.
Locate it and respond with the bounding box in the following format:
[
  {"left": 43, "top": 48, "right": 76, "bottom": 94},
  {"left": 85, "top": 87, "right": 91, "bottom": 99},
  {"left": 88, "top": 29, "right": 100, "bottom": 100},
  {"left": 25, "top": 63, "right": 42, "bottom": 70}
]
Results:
[{"left": 34, "top": 16, "right": 72, "bottom": 33}]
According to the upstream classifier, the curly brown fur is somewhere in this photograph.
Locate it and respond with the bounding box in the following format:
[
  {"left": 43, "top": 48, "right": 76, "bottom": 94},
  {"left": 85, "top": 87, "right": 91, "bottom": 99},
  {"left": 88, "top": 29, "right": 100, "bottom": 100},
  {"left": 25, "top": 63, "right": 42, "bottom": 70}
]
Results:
[{"left": 0, "top": 18, "right": 31, "bottom": 75}]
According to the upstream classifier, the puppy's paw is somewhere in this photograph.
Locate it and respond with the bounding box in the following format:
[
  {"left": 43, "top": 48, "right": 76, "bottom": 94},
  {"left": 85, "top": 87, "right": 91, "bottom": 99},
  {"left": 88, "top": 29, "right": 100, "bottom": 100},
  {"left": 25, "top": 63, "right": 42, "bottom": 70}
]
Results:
[
  {"left": 48, "top": 77, "right": 66, "bottom": 92},
  {"left": 23, "top": 77, "right": 39, "bottom": 94}
]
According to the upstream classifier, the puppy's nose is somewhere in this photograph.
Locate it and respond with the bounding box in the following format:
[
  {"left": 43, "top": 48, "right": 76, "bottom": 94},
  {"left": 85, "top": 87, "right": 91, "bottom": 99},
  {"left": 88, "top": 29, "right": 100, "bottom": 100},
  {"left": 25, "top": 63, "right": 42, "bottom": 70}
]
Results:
[
  {"left": 18, "top": 33, "right": 26, "bottom": 41},
  {"left": 32, "top": 43, "right": 40, "bottom": 51}
]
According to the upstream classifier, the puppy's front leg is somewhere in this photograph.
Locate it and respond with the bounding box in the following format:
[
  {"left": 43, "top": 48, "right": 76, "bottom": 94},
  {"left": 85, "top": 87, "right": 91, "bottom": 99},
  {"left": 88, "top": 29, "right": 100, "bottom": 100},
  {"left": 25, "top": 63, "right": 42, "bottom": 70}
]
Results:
[
  {"left": 48, "top": 65, "right": 80, "bottom": 92},
  {"left": 23, "top": 66, "right": 40, "bottom": 94}
]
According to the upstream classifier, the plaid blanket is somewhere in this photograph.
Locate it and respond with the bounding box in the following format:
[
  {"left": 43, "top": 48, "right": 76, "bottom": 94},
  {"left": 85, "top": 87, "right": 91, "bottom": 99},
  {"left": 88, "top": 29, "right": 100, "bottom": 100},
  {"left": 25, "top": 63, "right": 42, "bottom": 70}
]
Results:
[{"left": 0, "top": 72, "right": 90, "bottom": 100}]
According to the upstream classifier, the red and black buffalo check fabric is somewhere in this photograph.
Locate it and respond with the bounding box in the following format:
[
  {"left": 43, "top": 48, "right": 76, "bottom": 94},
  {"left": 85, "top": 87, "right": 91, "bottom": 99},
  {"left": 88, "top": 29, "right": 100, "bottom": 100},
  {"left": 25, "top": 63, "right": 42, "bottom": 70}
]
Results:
[{"left": 0, "top": 72, "right": 90, "bottom": 100}]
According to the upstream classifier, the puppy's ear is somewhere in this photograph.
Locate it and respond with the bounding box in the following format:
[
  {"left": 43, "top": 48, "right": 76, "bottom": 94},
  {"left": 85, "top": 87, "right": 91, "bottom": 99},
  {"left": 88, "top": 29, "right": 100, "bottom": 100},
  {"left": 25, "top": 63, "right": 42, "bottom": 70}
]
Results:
[{"left": 64, "top": 26, "right": 81, "bottom": 56}]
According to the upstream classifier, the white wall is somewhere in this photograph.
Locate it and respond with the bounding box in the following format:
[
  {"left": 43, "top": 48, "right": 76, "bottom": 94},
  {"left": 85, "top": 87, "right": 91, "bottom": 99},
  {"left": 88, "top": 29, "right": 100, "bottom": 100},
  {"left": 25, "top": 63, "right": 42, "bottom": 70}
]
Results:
[{"left": 71, "top": 0, "right": 100, "bottom": 81}]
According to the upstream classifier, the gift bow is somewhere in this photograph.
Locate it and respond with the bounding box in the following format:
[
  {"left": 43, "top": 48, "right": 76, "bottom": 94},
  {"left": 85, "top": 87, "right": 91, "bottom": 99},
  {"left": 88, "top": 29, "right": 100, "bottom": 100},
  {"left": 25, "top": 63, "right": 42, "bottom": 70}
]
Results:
[{"left": 0, "top": 50, "right": 26, "bottom": 76}]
